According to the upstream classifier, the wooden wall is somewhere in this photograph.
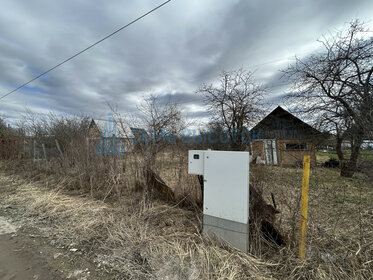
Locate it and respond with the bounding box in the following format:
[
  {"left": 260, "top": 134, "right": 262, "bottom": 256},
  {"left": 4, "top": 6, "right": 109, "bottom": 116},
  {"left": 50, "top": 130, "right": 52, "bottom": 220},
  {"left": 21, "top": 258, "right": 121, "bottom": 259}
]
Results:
[
  {"left": 277, "top": 139, "right": 316, "bottom": 166},
  {"left": 251, "top": 139, "right": 316, "bottom": 166}
]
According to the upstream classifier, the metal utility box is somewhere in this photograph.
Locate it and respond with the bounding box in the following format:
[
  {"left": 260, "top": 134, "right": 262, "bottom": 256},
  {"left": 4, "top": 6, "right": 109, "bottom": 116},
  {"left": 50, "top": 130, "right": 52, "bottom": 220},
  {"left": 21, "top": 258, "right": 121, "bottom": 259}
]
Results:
[
  {"left": 188, "top": 150, "right": 205, "bottom": 175},
  {"left": 188, "top": 150, "right": 250, "bottom": 252}
]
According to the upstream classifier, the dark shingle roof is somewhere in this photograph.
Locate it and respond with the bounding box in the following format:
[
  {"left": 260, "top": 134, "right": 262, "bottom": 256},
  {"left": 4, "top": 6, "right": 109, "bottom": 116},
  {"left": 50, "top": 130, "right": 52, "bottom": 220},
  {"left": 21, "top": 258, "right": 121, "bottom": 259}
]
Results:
[{"left": 250, "top": 106, "right": 320, "bottom": 140}]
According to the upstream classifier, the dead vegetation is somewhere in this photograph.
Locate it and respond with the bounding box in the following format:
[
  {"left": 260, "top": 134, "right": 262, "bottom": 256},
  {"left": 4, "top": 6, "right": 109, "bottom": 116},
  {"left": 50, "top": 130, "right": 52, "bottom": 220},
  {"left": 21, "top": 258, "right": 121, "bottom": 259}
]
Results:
[
  {"left": 1, "top": 152, "right": 372, "bottom": 279},
  {"left": 0, "top": 109, "right": 371, "bottom": 279},
  {"left": 0, "top": 167, "right": 276, "bottom": 280}
]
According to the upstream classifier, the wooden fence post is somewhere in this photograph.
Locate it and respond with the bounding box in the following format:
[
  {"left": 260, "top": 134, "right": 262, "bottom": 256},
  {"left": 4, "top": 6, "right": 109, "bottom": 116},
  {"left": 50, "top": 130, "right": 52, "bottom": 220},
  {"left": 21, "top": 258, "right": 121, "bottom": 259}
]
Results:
[
  {"left": 33, "top": 140, "right": 36, "bottom": 162},
  {"left": 42, "top": 143, "right": 47, "bottom": 168},
  {"left": 55, "top": 139, "right": 63, "bottom": 158},
  {"left": 86, "top": 137, "right": 89, "bottom": 166}
]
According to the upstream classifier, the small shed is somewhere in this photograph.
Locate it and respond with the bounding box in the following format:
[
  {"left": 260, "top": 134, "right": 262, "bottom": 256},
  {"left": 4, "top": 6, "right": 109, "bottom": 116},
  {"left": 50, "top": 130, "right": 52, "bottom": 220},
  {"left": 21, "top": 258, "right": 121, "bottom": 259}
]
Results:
[
  {"left": 88, "top": 119, "right": 134, "bottom": 153},
  {"left": 250, "top": 106, "right": 319, "bottom": 166}
]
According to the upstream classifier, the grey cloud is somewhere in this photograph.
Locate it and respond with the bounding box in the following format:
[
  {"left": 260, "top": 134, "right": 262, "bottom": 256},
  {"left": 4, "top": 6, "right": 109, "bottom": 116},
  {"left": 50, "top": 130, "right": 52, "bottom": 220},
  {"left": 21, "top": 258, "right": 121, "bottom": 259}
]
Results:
[{"left": 1, "top": 0, "right": 373, "bottom": 126}]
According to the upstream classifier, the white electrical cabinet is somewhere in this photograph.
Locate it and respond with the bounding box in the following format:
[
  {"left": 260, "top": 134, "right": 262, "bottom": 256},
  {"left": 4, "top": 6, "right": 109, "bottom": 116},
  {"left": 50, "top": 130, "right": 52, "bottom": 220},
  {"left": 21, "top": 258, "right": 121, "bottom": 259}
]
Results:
[
  {"left": 188, "top": 150, "right": 205, "bottom": 175},
  {"left": 188, "top": 150, "right": 250, "bottom": 252}
]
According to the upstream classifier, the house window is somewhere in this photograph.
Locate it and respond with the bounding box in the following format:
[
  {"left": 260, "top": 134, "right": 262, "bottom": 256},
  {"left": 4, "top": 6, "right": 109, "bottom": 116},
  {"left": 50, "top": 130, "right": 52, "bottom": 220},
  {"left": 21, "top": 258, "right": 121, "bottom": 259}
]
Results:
[{"left": 285, "top": 143, "right": 308, "bottom": 150}]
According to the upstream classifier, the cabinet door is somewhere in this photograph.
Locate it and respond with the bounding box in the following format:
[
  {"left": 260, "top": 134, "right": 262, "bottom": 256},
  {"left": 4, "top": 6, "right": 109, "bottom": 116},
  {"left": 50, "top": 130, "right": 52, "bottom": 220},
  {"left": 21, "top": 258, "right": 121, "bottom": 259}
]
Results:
[{"left": 203, "top": 151, "right": 250, "bottom": 224}]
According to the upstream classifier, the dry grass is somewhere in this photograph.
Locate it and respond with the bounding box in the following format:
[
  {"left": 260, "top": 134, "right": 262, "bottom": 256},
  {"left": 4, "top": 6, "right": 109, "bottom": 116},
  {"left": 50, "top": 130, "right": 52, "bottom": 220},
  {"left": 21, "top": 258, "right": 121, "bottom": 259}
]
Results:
[
  {"left": 0, "top": 168, "right": 276, "bottom": 280},
  {"left": 1, "top": 151, "right": 372, "bottom": 279},
  {"left": 251, "top": 164, "right": 373, "bottom": 279}
]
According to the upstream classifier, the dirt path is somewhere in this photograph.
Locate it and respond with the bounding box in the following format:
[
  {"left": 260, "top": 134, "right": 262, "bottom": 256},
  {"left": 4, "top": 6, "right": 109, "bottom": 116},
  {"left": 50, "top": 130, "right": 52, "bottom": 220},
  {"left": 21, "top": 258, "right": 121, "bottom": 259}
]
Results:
[
  {"left": 0, "top": 218, "right": 64, "bottom": 280},
  {"left": 0, "top": 173, "right": 114, "bottom": 280}
]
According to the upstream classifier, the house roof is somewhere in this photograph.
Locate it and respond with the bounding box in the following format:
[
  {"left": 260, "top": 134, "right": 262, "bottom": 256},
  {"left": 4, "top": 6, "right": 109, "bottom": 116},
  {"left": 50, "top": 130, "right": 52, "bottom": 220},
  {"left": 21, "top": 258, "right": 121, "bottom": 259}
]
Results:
[{"left": 250, "top": 106, "right": 320, "bottom": 140}]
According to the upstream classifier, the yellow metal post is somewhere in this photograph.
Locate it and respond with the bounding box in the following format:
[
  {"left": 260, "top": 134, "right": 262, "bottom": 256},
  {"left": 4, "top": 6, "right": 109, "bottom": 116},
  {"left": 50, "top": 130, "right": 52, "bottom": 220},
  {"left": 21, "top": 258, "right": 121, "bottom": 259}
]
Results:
[{"left": 299, "top": 155, "right": 310, "bottom": 260}]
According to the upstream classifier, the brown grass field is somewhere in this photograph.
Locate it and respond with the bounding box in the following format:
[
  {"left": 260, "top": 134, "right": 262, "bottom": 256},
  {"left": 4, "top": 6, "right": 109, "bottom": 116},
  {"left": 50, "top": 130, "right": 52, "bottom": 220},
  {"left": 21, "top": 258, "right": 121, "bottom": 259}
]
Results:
[{"left": 0, "top": 151, "right": 372, "bottom": 279}]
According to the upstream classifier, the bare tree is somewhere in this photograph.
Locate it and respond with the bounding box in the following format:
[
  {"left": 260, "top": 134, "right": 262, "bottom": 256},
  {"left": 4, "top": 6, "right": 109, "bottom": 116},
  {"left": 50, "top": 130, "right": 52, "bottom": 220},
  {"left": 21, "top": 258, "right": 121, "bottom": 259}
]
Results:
[
  {"left": 138, "top": 94, "right": 185, "bottom": 166},
  {"left": 284, "top": 20, "right": 373, "bottom": 177},
  {"left": 198, "top": 69, "right": 266, "bottom": 150}
]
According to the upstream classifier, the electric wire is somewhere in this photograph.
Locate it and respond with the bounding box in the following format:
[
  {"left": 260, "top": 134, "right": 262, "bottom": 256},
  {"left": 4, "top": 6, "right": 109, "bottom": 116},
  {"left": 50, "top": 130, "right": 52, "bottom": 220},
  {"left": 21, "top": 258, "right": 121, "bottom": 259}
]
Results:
[{"left": 0, "top": 0, "right": 173, "bottom": 101}]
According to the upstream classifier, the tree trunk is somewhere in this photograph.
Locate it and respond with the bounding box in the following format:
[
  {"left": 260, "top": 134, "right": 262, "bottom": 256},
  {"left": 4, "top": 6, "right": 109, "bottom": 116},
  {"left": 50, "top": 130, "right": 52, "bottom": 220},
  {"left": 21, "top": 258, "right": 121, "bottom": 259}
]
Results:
[
  {"left": 336, "top": 136, "right": 344, "bottom": 160},
  {"left": 340, "top": 137, "right": 363, "bottom": 178},
  {"left": 336, "top": 136, "right": 347, "bottom": 173}
]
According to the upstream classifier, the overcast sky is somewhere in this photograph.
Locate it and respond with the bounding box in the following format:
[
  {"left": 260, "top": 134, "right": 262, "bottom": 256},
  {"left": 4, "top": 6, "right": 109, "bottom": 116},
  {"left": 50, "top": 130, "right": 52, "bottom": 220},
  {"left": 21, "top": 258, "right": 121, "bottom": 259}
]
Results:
[{"left": 1, "top": 0, "right": 373, "bottom": 126}]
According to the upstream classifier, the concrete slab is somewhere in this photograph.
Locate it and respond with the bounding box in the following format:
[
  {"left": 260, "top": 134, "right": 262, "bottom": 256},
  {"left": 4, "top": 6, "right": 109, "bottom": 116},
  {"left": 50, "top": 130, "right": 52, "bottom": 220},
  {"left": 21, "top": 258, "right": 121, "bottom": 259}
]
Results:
[{"left": 203, "top": 214, "right": 249, "bottom": 252}]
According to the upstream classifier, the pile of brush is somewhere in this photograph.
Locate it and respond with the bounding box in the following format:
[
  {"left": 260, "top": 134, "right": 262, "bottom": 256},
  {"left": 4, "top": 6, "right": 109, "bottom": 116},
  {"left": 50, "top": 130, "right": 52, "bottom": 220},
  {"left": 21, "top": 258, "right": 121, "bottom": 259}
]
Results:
[{"left": 144, "top": 167, "right": 285, "bottom": 247}]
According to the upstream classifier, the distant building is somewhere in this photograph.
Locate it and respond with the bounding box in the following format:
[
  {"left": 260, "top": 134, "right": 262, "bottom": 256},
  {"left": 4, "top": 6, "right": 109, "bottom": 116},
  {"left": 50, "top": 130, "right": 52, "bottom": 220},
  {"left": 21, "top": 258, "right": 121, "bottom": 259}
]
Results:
[
  {"left": 250, "top": 106, "right": 320, "bottom": 166},
  {"left": 362, "top": 132, "right": 373, "bottom": 150},
  {"left": 88, "top": 119, "right": 135, "bottom": 153},
  {"left": 336, "top": 131, "right": 373, "bottom": 151}
]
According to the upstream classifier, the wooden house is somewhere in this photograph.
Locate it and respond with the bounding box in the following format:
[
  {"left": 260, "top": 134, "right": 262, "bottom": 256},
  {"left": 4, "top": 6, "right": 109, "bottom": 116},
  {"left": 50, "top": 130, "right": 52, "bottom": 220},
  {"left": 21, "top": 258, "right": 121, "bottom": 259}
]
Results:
[
  {"left": 250, "top": 106, "right": 320, "bottom": 166},
  {"left": 88, "top": 119, "right": 134, "bottom": 154}
]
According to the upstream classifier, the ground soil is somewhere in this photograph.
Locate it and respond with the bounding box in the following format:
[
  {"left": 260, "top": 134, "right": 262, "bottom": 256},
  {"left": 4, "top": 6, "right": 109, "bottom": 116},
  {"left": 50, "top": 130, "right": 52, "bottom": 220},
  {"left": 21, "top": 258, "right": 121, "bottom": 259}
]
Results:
[
  {"left": 0, "top": 177, "right": 115, "bottom": 280},
  {"left": 0, "top": 215, "right": 114, "bottom": 280},
  {"left": 0, "top": 230, "right": 65, "bottom": 280}
]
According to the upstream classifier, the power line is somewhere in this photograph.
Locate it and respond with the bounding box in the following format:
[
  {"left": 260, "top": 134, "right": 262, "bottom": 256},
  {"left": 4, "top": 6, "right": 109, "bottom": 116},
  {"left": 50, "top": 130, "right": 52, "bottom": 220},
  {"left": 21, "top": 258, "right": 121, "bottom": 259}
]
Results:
[{"left": 0, "top": 0, "right": 173, "bottom": 101}]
